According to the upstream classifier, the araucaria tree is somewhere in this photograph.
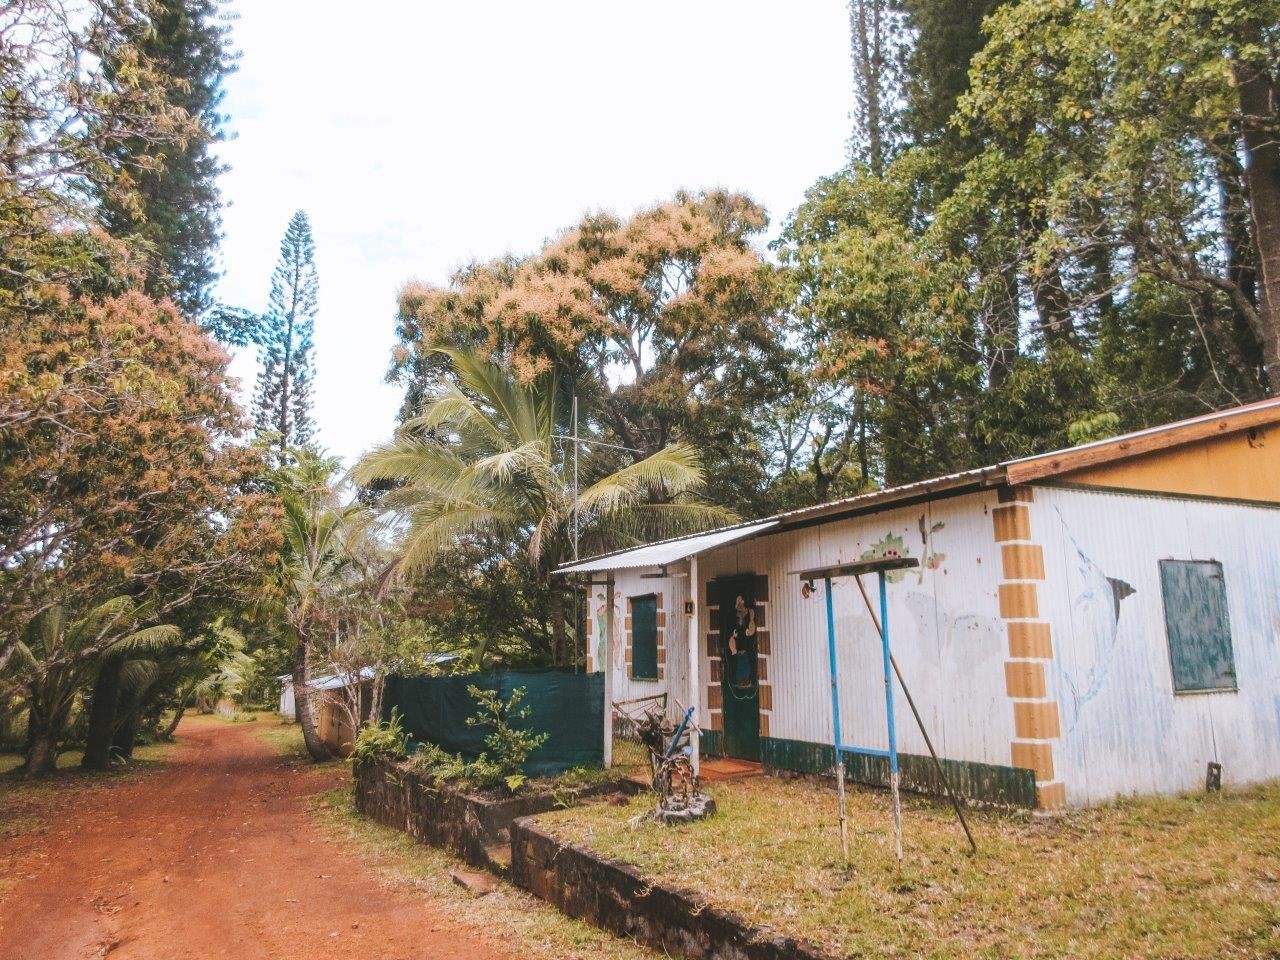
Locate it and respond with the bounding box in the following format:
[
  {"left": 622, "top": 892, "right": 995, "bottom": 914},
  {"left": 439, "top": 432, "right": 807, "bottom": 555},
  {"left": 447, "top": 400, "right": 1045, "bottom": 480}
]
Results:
[
  {"left": 254, "top": 211, "right": 319, "bottom": 451},
  {"left": 97, "top": 0, "right": 238, "bottom": 322}
]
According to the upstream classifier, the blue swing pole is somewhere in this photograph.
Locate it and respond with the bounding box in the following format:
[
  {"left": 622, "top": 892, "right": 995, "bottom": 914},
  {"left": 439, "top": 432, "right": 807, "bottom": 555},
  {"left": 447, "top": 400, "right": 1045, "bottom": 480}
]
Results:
[
  {"left": 877, "top": 570, "right": 904, "bottom": 861},
  {"left": 823, "top": 574, "right": 849, "bottom": 859},
  {"left": 799, "top": 555, "right": 918, "bottom": 863}
]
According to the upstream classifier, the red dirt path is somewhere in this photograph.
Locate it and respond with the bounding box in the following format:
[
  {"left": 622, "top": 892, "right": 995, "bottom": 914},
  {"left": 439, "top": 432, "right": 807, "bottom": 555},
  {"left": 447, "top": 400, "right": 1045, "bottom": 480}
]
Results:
[{"left": 0, "top": 718, "right": 515, "bottom": 960}]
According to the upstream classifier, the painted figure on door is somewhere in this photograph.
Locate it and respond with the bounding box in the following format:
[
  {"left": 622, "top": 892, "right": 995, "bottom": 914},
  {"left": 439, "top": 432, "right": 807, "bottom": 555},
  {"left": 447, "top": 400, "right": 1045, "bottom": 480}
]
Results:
[
  {"left": 727, "top": 594, "right": 757, "bottom": 689},
  {"left": 593, "top": 592, "right": 608, "bottom": 673}
]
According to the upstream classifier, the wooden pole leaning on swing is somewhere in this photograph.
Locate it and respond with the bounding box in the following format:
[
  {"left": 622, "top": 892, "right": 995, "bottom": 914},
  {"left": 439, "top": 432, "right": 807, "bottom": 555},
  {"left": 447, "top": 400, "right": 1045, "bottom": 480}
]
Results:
[{"left": 852, "top": 574, "right": 978, "bottom": 856}]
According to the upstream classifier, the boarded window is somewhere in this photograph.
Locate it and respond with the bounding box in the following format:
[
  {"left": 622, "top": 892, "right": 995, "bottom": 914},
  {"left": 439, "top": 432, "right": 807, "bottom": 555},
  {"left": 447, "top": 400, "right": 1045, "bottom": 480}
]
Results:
[
  {"left": 1159, "top": 560, "right": 1237, "bottom": 694},
  {"left": 630, "top": 595, "right": 658, "bottom": 680}
]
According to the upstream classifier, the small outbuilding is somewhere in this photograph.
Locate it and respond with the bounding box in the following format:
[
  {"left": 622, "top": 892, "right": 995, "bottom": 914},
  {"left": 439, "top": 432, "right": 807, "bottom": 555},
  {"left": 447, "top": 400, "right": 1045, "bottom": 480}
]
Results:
[{"left": 560, "top": 399, "right": 1280, "bottom": 809}]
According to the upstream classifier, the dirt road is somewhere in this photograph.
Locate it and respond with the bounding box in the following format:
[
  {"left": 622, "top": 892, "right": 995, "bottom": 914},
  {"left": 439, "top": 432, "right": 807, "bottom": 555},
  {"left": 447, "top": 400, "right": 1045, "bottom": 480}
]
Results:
[{"left": 0, "top": 718, "right": 514, "bottom": 960}]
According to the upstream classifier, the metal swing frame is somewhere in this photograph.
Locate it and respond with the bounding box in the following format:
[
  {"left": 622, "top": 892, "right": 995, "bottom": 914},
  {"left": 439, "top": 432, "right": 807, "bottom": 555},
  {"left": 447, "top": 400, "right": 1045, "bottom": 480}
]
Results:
[{"left": 796, "top": 555, "right": 976, "bottom": 862}]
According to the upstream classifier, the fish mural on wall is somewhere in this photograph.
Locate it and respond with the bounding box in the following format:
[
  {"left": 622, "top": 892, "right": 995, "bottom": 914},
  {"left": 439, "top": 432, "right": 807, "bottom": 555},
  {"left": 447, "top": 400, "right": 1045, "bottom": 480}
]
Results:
[{"left": 1055, "top": 507, "right": 1137, "bottom": 732}]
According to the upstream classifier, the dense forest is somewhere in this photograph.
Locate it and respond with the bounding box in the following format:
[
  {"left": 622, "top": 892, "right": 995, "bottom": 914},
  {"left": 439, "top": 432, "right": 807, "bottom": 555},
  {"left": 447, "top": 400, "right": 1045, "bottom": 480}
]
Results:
[{"left": 2, "top": 0, "right": 1278, "bottom": 768}]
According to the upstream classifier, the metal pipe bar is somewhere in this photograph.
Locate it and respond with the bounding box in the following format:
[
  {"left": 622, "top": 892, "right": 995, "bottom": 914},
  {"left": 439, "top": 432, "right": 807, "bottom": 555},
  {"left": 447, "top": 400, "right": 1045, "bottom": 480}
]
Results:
[
  {"left": 877, "top": 570, "right": 904, "bottom": 861},
  {"left": 823, "top": 574, "right": 849, "bottom": 859}
]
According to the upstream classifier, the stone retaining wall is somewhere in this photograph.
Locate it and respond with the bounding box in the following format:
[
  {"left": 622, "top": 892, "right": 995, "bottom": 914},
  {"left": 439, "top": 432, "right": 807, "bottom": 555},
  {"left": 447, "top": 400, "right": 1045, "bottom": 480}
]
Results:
[
  {"left": 353, "top": 758, "right": 631, "bottom": 873},
  {"left": 509, "top": 817, "right": 832, "bottom": 960}
]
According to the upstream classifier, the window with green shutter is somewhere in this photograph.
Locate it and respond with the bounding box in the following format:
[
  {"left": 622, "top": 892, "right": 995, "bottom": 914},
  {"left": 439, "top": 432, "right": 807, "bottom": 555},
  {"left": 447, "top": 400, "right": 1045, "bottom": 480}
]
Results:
[
  {"left": 1159, "top": 560, "right": 1237, "bottom": 694},
  {"left": 630, "top": 594, "right": 658, "bottom": 680}
]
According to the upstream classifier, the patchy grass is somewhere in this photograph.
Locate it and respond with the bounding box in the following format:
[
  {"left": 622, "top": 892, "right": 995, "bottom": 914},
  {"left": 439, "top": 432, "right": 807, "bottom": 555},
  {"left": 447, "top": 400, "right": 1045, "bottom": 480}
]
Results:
[
  {"left": 310, "top": 785, "right": 653, "bottom": 960},
  {"left": 0, "top": 740, "right": 171, "bottom": 848},
  {"left": 243, "top": 714, "right": 308, "bottom": 759},
  {"left": 537, "top": 775, "right": 1280, "bottom": 960},
  {"left": 242, "top": 716, "right": 352, "bottom": 777}
]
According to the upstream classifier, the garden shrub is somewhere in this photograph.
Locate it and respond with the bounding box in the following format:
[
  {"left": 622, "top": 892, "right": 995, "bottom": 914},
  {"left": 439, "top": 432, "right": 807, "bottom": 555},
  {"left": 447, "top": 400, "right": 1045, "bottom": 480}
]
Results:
[
  {"left": 351, "top": 708, "right": 408, "bottom": 763},
  {"left": 464, "top": 685, "right": 548, "bottom": 793}
]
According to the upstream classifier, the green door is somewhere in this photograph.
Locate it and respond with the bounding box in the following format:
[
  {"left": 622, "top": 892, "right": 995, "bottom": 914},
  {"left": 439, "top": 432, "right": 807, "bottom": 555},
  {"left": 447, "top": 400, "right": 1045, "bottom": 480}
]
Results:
[{"left": 716, "top": 575, "right": 761, "bottom": 761}]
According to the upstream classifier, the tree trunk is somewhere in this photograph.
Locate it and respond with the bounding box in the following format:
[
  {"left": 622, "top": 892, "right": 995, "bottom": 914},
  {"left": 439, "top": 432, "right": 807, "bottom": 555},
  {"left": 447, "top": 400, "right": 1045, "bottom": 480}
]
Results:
[
  {"left": 24, "top": 728, "right": 58, "bottom": 777},
  {"left": 23, "top": 683, "right": 69, "bottom": 777},
  {"left": 1034, "top": 264, "right": 1079, "bottom": 347},
  {"left": 548, "top": 580, "right": 566, "bottom": 668},
  {"left": 82, "top": 654, "right": 124, "bottom": 772},
  {"left": 292, "top": 644, "right": 334, "bottom": 762},
  {"left": 111, "top": 709, "right": 139, "bottom": 760},
  {"left": 160, "top": 692, "right": 189, "bottom": 741},
  {"left": 1235, "top": 50, "right": 1280, "bottom": 390}
]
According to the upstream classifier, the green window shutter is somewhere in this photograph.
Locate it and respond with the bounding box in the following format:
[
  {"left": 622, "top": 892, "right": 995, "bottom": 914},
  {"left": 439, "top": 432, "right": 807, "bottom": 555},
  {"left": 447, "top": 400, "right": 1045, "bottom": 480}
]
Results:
[
  {"left": 631, "top": 595, "right": 658, "bottom": 680},
  {"left": 1159, "top": 560, "right": 1237, "bottom": 693}
]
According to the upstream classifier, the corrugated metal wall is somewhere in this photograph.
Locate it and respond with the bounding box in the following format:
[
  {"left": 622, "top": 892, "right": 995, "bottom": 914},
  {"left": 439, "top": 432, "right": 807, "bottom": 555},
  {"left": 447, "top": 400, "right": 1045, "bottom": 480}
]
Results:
[
  {"left": 607, "top": 567, "right": 692, "bottom": 723},
  {"left": 696, "top": 493, "right": 1012, "bottom": 768},
  {"left": 1035, "top": 486, "right": 1280, "bottom": 803}
]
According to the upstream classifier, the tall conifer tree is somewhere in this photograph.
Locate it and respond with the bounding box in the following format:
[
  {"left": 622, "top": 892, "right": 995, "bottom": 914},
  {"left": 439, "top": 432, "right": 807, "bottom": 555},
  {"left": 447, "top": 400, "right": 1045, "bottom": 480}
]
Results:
[
  {"left": 99, "top": 0, "right": 237, "bottom": 321},
  {"left": 254, "top": 211, "right": 318, "bottom": 451}
]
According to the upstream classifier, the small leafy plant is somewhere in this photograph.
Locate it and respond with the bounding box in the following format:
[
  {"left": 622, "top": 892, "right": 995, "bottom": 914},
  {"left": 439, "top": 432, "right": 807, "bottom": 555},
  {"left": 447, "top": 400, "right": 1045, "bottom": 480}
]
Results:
[
  {"left": 351, "top": 708, "right": 408, "bottom": 764},
  {"left": 464, "top": 685, "right": 548, "bottom": 793},
  {"left": 403, "top": 740, "right": 469, "bottom": 782}
]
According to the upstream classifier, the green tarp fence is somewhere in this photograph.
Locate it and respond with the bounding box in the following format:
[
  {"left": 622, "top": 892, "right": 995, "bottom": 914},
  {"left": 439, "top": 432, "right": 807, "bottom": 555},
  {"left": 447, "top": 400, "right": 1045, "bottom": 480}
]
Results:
[{"left": 382, "top": 669, "right": 604, "bottom": 776}]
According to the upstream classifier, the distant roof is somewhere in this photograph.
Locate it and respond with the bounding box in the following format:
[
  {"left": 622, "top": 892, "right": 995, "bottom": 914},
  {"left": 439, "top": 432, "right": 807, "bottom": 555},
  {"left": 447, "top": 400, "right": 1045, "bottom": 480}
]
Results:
[
  {"left": 556, "top": 398, "right": 1280, "bottom": 575},
  {"left": 282, "top": 652, "right": 461, "bottom": 689}
]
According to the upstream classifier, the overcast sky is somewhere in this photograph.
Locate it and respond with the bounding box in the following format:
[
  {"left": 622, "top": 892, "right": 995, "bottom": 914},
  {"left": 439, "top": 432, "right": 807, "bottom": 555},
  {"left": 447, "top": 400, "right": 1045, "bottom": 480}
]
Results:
[{"left": 215, "top": 1, "right": 854, "bottom": 465}]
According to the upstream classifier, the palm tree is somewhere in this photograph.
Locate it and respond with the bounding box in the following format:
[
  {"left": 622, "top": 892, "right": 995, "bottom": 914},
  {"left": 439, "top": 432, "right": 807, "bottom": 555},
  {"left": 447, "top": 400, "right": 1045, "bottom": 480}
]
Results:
[
  {"left": 6, "top": 598, "right": 179, "bottom": 775},
  {"left": 354, "top": 348, "right": 732, "bottom": 663},
  {"left": 274, "top": 451, "right": 374, "bottom": 761}
]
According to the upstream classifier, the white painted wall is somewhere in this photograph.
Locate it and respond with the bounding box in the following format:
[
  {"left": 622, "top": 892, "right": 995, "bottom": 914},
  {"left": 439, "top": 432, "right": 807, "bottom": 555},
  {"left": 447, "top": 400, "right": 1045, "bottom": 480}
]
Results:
[
  {"left": 696, "top": 493, "right": 1012, "bottom": 768},
  {"left": 1035, "top": 486, "right": 1280, "bottom": 804}
]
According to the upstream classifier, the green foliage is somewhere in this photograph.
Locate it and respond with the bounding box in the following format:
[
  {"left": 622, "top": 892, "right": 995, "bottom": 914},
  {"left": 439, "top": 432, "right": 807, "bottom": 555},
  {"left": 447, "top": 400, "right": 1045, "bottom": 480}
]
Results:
[
  {"left": 1067, "top": 412, "right": 1122, "bottom": 447},
  {"left": 463, "top": 685, "right": 549, "bottom": 793},
  {"left": 356, "top": 348, "right": 732, "bottom": 664},
  {"left": 351, "top": 709, "right": 409, "bottom": 764},
  {"left": 403, "top": 740, "right": 469, "bottom": 782}
]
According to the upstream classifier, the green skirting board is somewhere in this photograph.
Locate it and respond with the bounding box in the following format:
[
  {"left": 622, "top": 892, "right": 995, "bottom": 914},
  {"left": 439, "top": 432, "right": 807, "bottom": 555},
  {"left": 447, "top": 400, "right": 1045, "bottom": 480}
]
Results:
[
  {"left": 758, "top": 736, "right": 1037, "bottom": 809},
  {"left": 699, "top": 730, "right": 724, "bottom": 759}
]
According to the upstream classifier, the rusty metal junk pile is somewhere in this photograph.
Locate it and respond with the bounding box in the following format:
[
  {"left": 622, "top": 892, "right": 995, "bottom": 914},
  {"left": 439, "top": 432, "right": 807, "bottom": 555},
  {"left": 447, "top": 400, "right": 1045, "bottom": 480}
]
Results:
[{"left": 636, "top": 707, "right": 716, "bottom": 823}]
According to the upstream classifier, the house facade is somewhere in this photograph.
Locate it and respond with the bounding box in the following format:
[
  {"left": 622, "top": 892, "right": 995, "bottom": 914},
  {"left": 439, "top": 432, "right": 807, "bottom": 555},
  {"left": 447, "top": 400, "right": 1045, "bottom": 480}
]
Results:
[{"left": 561, "top": 399, "right": 1280, "bottom": 809}]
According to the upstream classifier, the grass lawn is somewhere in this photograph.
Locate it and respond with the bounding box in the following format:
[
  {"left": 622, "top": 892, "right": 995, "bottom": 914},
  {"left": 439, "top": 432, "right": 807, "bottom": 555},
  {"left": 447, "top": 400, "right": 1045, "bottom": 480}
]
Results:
[{"left": 535, "top": 775, "right": 1280, "bottom": 959}]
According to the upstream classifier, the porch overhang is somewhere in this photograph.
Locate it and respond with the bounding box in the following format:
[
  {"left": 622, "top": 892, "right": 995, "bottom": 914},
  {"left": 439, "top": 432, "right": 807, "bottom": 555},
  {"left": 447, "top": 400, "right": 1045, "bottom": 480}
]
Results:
[{"left": 555, "top": 519, "right": 780, "bottom": 575}]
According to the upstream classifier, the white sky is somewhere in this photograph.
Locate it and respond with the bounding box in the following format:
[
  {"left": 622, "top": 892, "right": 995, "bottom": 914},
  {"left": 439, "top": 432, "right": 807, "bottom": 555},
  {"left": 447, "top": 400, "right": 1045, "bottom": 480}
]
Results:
[{"left": 215, "top": 1, "right": 854, "bottom": 466}]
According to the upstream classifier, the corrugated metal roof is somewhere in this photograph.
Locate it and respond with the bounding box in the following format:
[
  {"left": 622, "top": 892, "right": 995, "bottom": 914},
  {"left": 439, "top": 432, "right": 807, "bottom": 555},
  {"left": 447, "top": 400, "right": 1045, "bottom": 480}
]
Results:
[
  {"left": 557, "top": 519, "right": 779, "bottom": 574},
  {"left": 1005, "top": 396, "right": 1280, "bottom": 483}
]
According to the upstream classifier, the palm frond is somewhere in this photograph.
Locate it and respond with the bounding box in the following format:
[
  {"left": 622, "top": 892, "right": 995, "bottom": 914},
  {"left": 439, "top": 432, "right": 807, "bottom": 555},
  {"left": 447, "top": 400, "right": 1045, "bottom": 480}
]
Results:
[
  {"left": 472, "top": 440, "right": 554, "bottom": 488},
  {"left": 436, "top": 347, "right": 542, "bottom": 445},
  {"left": 575, "top": 443, "right": 706, "bottom": 522},
  {"left": 396, "top": 504, "right": 516, "bottom": 572},
  {"left": 67, "top": 596, "right": 137, "bottom": 649},
  {"left": 108, "top": 624, "right": 182, "bottom": 656}
]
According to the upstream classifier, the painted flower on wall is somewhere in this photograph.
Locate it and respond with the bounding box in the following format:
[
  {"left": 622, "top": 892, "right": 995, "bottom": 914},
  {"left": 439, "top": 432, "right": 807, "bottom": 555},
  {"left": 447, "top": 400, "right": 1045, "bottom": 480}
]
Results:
[{"left": 860, "top": 532, "right": 912, "bottom": 582}]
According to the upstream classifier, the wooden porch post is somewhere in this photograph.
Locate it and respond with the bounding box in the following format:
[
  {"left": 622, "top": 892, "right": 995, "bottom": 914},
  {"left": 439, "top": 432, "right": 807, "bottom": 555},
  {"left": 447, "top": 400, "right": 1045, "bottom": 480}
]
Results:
[
  {"left": 602, "top": 576, "right": 614, "bottom": 768},
  {"left": 687, "top": 554, "right": 701, "bottom": 775}
]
